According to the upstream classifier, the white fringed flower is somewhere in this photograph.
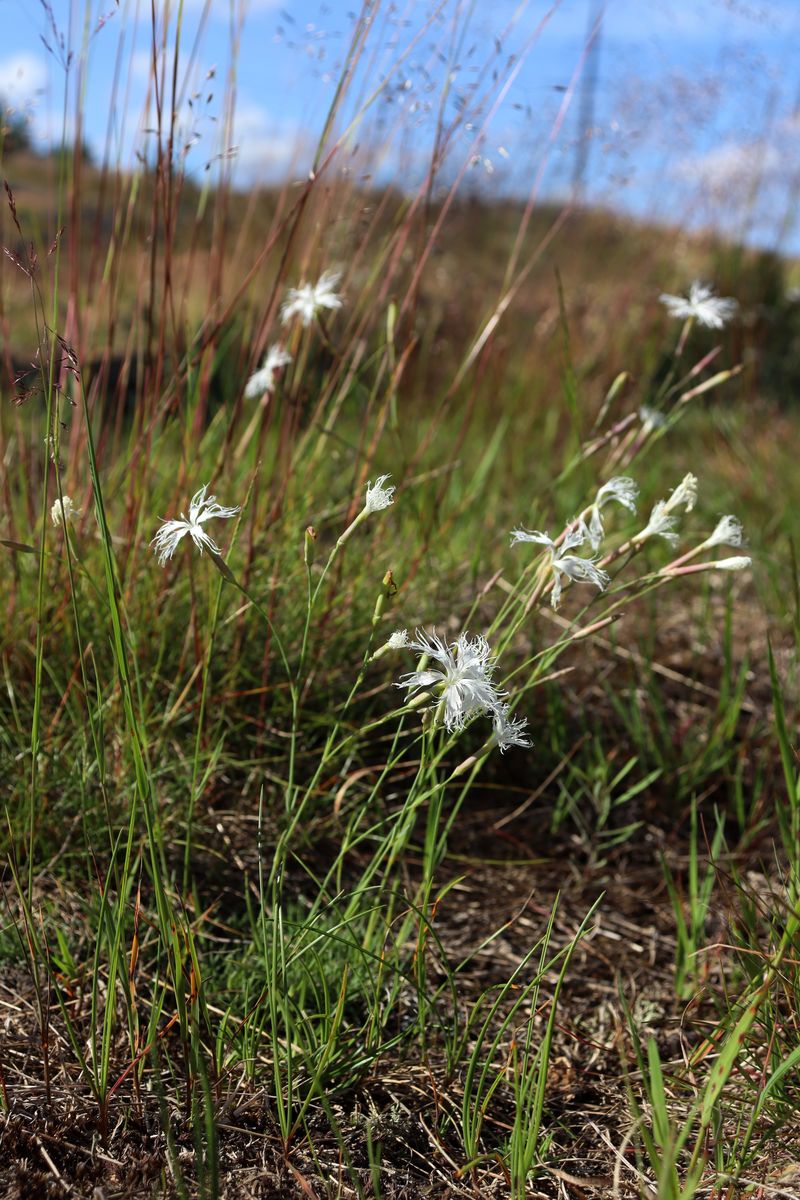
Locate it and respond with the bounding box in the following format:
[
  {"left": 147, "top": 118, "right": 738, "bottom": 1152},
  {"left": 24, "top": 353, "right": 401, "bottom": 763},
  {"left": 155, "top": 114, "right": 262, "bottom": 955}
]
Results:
[
  {"left": 639, "top": 405, "right": 666, "bottom": 433},
  {"left": 664, "top": 473, "right": 698, "bottom": 514},
  {"left": 511, "top": 526, "right": 609, "bottom": 609},
  {"left": 244, "top": 344, "right": 292, "bottom": 399},
  {"left": 492, "top": 705, "right": 532, "bottom": 753},
  {"left": 280, "top": 269, "right": 343, "bottom": 326},
  {"left": 398, "top": 629, "right": 504, "bottom": 732},
  {"left": 636, "top": 500, "right": 680, "bottom": 545},
  {"left": 587, "top": 476, "right": 638, "bottom": 550},
  {"left": 549, "top": 552, "right": 610, "bottom": 608},
  {"left": 337, "top": 474, "right": 396, "bottom": 547},
  {"left": 510, "top": 527, "right": 579, "bottom": 552},
  {"left": 364, "top": 474, "right": 395, "bottom": 514},
  {"left": 151, "top": 484, "right": 240, "bottom": 566},
  {"left": 51, "top": 495, "right": 80, "bottom": 528},
  {"left": 636, "top": 473, "right": 698, "bottom": 546},
  {"left": 701, "top": 514, "right": 744, "bottom": 550},
  {"left": 659, "top": 281, "right": 738, "bottom": 329}
]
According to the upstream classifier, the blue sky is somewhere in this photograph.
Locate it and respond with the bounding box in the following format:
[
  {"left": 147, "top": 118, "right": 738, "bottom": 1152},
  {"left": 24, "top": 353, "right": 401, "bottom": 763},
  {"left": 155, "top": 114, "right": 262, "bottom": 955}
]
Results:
[{"left": 2, "top": 0, "right": 799, "bottom": 249}]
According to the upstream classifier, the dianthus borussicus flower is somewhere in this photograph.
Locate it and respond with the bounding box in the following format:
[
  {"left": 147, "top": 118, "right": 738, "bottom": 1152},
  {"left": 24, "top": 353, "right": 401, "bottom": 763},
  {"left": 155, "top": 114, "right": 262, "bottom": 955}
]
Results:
[
  {"left": 151, "top": 484, "right": 240, "bottom": 566},
  {"left": 635, "top": 473, "right": 698, "bottom": 546},
  {"left": 659, "top": 281, "right": 738, "bottom": 329},
  {"left": 492, "top": 704, "right": 532, "bottom": 753},
  {"left": 665, "top": 473, "right": 698, "bottom": 514},
  {"left": 51, "top": 495, "right": 80, "bottom": 528},
  {"left": 639, "top": 405, "right": 666, "bottom": 434},
  {"left": 337, "top": 474, "right": 396, "bottom": 547},
  {"left": 398, "top": 629, "right": 505, "bottom": 733},
  {"left": 636, "top": 500, "right": 679, "bottom": 545},
  {"left": 364, "top": 474, "right": 395, "bottom": 514},
  {"left": 587, "top": 476, "right": 638, "bottom": 550},
  {"left": 280, "top": 269, "right": 343, "bottom": 327},
  {"left": 700, "top": 514, "right": 744, "bottom": 551},
  {"left": 244, "top": 344, "right": 292, "bottom": 399},
  {"left": 511, "top": 525, "right": 609, "bottom": 609}
]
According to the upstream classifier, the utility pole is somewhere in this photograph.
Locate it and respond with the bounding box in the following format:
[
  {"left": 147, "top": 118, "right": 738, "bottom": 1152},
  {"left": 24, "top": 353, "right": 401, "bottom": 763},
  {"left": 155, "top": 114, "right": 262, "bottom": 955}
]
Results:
[{"left": 572, "top": 0, "right": 605, "bottom": 201}]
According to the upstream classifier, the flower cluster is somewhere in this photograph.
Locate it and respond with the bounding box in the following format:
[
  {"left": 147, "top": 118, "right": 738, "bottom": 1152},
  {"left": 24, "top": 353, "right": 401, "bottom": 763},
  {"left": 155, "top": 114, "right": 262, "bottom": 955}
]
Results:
[{"left": 147, "top": 267, "right": 751, "bottom": 768}]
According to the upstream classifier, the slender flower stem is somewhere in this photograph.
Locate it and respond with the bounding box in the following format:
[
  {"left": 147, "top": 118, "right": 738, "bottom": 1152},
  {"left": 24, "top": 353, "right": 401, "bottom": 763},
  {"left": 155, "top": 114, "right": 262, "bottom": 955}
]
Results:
[
  {"left": 28, "top": 386, "right": 53, "bottom": 899},
  {"left": 342, "top": 570, "right": 395, "bottom": 713},
  {"left": 675, "top": 315, "right": 694, "bottom": 357},
  {"left": 183, "top": 573, "right": 225, "bottom": 893}
]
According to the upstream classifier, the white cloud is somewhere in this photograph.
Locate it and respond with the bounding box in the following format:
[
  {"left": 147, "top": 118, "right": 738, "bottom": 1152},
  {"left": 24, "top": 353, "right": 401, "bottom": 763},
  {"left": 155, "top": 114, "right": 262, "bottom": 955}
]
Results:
[
  {"left": 604, "top": 0, "right": 790, "bottom": 39},
  {"left": 676, "top": 139, "right": 782, "bottom": 195},
  {"left": 0, "top": 53, "right": 48, "bottom": 107},
  {"left": 525, "top": 0, "right": 796, "bottom": 46},
  {"left": 228, "top": 101, "right": 307, "bottom": 180},
  {"left": 130, "top": 48, "right": 154, "bottom": 86},
  {"left": 672, "top": 124, "right": 800, "bottom": 240},
  {"left": 0, "top": 53, "right": 73, "bottom": 148}
]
